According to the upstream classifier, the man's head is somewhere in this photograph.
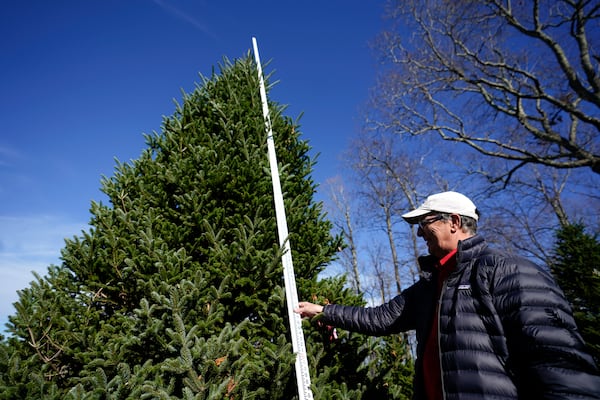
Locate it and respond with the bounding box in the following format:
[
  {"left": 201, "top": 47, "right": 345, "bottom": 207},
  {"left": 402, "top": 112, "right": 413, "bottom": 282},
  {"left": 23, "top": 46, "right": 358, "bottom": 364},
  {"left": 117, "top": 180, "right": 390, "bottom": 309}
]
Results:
[{"left": 402, "top": 191, "right": 479, "bottom": 258}]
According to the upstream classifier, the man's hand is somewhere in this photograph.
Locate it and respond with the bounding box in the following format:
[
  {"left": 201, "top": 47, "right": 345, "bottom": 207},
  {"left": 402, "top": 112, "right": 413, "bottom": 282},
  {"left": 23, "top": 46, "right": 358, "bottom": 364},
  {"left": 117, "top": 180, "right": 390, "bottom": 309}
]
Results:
[{"left": 294, "top": 301, "right": 324, "bottom": 318}]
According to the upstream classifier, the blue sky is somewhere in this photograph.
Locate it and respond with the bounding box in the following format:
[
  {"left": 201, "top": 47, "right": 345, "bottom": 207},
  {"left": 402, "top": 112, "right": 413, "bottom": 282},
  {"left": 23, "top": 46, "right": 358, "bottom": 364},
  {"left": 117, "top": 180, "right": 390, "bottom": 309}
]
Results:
[{"left": 0, "top": 2, "right": 385, "bottom": 328}]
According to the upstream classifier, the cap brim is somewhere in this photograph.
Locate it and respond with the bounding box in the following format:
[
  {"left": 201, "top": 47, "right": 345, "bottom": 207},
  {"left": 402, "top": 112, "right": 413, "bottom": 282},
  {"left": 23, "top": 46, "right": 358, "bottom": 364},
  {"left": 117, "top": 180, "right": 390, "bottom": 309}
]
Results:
[{"left": 401, "top": 208, "right": 431, "bottom": 223}]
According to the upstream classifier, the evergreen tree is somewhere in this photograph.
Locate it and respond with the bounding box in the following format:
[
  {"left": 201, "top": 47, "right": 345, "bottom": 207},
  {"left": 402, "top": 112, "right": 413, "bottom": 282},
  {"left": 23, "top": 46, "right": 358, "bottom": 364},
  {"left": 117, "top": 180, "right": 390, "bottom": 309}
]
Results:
[
  {"left": 0, "top": 54, "right": 412, "bottom": 398},
  {"left": 550, "top": 223, "right": 600, "bottom": 363}
]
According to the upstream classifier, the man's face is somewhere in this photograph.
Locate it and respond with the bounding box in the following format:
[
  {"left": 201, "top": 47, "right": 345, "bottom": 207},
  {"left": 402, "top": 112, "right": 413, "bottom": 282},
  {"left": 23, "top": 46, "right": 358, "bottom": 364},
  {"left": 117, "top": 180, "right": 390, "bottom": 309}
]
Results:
[{"left": 417, "top": 213, "right": 456, "bottom": 258}]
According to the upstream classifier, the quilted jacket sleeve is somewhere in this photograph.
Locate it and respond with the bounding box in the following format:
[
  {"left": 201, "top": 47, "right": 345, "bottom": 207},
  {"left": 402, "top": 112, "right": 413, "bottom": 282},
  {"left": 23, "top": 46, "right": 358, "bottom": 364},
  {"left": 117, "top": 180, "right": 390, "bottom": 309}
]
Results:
[
  {"left": 320, "top": 278, "right": 432, "bottom": 336},
  {"left": 321, "top": 296, "right": 406, "bottom": 336}
]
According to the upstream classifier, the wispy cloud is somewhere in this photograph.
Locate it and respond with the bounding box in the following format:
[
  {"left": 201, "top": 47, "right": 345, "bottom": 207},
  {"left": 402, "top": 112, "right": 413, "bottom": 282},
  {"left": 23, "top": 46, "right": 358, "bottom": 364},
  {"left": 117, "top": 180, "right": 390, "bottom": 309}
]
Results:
[
  {"left": 152, "top": 0, "right": 217, "bottom": 39},
  {"left": 0, "top": 215, "right": 87, "bottom": 331},
  {"left": 0, "top": 144, "right": 23, "bottom": 168}
]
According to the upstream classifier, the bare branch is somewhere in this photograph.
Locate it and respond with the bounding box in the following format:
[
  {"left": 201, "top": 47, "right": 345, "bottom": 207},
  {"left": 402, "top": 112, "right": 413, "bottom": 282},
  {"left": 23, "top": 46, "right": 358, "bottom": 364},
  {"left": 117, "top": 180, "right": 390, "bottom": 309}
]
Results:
[{"left": 372, "top": 0, "right": 600, "bottom": 178}]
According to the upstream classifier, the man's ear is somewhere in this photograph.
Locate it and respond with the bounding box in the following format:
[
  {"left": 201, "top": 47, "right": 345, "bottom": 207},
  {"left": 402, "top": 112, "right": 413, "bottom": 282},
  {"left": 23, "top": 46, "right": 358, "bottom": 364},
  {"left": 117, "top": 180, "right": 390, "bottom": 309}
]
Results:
[{"left": 451, "top": 214, "right": 462, "bottom": 230}]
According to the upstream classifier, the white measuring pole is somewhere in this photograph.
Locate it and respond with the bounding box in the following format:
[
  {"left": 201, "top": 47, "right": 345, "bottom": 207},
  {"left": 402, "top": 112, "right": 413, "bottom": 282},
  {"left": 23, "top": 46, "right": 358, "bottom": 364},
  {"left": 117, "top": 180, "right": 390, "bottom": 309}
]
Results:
[{"left": 251, "top": 37, "right": 314, "bottom": 400}]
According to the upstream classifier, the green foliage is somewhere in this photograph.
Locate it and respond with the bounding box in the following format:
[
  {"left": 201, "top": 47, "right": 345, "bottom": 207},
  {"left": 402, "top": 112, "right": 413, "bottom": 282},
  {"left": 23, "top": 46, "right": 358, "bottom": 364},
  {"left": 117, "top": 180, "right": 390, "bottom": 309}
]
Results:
[
  {"left": 0, "top": 54, "right": 413, "bottom": 398},
  {"left": 550, "top": 223, "right": 600, "bottom": 363}
]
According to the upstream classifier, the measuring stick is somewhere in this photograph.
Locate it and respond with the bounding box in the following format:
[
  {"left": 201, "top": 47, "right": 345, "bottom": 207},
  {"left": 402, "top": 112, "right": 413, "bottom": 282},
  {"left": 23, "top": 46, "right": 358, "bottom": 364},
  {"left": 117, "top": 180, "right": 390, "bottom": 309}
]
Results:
[{"left": 251, "top": 37, "right": 314, "bottom": 400}]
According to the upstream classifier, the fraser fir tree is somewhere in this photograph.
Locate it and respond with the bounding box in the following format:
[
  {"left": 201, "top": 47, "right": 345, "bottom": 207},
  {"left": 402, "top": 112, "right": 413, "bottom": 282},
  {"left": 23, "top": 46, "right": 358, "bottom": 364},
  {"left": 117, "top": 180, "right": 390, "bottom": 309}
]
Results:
[
  {"left": 550, "top": 223, "right": 600, "bottom": 363},
  {"left": 0, "top": 54, "right": 412, "bottom": 398}
]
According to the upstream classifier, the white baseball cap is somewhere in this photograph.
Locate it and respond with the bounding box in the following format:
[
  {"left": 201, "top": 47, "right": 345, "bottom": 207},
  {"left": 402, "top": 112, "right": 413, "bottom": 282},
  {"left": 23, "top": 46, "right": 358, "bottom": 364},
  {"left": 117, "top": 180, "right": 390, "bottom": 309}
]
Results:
[{"left": 402, "top": 191, "right": 479, "bottom": 223}]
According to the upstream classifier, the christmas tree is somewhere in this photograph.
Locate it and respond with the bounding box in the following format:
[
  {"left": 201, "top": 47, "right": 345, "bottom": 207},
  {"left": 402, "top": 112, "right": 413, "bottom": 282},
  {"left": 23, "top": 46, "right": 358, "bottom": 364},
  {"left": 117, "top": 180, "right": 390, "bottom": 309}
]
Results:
[
  {"left": 0, "top": 54, "right": 412, "bottom": 399},
  {"left": 551, "top": 224, "right": 600, "bottom": 364}
]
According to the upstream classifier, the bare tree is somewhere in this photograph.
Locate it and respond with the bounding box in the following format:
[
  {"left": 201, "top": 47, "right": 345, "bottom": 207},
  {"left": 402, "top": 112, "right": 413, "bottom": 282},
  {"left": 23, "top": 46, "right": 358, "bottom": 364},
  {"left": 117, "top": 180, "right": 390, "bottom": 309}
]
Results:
[
  {"left": 346, "top": 132, "right": 451, "bottom": 291},
  {"left": 324, "top": 176, "right": 362, "bottom": 294},
  {"left": 324, "top": 173, "right": 415, "bottom": 303},
  {"left": 482, "top": 163, "right": 600, "bottom": 264},
  {"left": 371, "top": 0, "right": 600, "bottom": 184},
  {"left": 351, "top": 133, "right": 413, "bottom": 293},
  {"left": 363, "top": 243, "right": 394, "bottom": 304}
]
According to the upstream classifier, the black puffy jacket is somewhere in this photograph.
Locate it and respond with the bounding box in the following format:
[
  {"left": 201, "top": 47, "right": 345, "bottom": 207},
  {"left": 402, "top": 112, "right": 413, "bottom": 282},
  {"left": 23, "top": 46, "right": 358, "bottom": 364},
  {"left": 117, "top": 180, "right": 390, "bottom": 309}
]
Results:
[{"left": 322, "top": 235, "right": 600, "bottom": 399}]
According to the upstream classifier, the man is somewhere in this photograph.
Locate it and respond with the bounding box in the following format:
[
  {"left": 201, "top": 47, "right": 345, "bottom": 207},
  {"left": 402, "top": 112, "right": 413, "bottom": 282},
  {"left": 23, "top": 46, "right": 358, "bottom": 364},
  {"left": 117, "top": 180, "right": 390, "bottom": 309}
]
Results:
[{"left": 295, "top": 191, "right": 600, "bottom": 399}]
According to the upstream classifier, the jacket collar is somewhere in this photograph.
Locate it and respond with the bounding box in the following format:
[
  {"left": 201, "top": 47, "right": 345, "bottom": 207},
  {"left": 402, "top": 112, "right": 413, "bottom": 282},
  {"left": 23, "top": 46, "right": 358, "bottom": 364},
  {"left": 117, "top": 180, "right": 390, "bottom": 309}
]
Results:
[
  {"left": 418, "top": 234, "right": 486, "bottom": 274},
  {"left": 456, "top": 234, "right": 486, "bottom": 265}
]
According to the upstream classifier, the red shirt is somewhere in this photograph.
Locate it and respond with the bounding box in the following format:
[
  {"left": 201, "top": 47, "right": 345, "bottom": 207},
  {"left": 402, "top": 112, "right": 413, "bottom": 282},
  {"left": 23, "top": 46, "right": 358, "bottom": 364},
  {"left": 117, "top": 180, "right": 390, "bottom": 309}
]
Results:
[{"left": 422, "top": 249, "right": 457, "bottom": 400}]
